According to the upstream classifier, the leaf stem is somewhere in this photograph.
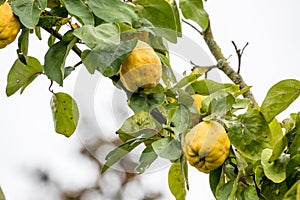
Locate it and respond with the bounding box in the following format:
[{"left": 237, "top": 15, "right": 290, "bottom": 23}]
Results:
[
  {"left": 48, "top": 80, "right": 55, "bottom": 95},
  {"left": 182, "top": 19, "right": 203, "bottom": 35},
  {"left": 202, "top": 22, "right": 258, "bottom": 106}
]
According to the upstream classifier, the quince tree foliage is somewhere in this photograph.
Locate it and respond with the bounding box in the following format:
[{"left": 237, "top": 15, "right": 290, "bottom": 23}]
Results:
[{"left": 1, "top": 0, "right": 300, "bottom": 199}]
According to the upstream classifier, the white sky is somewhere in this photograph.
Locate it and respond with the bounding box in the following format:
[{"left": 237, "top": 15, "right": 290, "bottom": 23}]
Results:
[{"left": 1, "top": 1, "right": 300, "bottom": 199}]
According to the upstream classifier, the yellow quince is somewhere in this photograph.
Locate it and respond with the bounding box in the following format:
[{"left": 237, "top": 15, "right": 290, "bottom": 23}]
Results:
[
  {"left": 120, "top": 40, "right": 162, "bottom": 92},
  {"left": 0, "top": 2, "right": 20, "bottom": 49},
  {"left": 183, "top": 120, "right": 230, "bottom": 173},
  {"left": 191, "top": 94, "right": 206, "bottom": 113}
]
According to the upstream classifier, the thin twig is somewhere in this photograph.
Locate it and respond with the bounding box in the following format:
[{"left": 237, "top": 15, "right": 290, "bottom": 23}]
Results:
[
  {"left": 182, "top": 19, "right": 203, "bottom": 35},
  {"left": 73, "top": 61, "right": 83, "bottom": 68},
  {"left": 232, "top": 41, "right": 249, "bottom": 74},
  {"left": 241, "top": 42, "right": 249, "bottom": 56},
  {"left": 203, "top": 22, "right": 257, "bottom": 106},
  {"left": 190, "top": 61, "right": 217, "bottom": 79}
]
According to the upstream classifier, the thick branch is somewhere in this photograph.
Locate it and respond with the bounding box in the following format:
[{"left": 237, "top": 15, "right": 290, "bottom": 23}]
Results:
[{"left": 203, "top": 23, "right": 258, "bottom": 106}]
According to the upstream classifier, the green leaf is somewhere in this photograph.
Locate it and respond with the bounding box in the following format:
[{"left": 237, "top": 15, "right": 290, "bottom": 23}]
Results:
[
  {"left": 289, "top": 130, "right": 300, "bottom": 157},
  {"left": 186, "top": 79, "right": 232, "bottom": 95},
  {"left": 135, "top": 146, "right": 158, "bottom": 174},
  {"left": 284, "top": 180, "right": 300, "bottom": 200},
  {"left": 82, "top": 39, "right": 137, "bottom": 76},
  {"left": 269, "top": 118, "right": 286, "bottom": 162},
  {"left": 6, "top": 57, "right": 42, "bottom": 96},
  {"left": 176, "top": 89, "right": 194, "bottom": 107},
  {"left": 37, "top": 16, "right": 70, "bottom": 27},
  {"left": 61, "top": 0, "right": 94, "bottom": 25},
  {"left": 20, "top": 72, "right": 38, "bottom": 94},
  {"left": 209, "top": 166, "right": 223, "bottom": 197},
  {"left": 286, "top": 154, "right": 300, "bottom": 188},
  {"left": 73, "top": 23, "right": 120, "bottom": 49},
  {"left": 254, "top": 165, "right": 264, "bottom": 189},
  {"left": 51, "top": 5, "right": 68, "bottom": 15},
  {"left": 158, "top": 52, "right": 177, "bottom": 86},
  {"left": 0, "top": 187, "right": 5, "bottom": 200},
  {"left": 173, "top": 73, "right": 202, "bottom": 89},
  {"left": 232, "top": 98, "right": 251, "bottom": 109},
  {"left": 102, "top": 138, "right": 144, "bottom": 173},
  {"left": 232, "top": 85, "right": 252, "bottom": 98},
  {"left": 228, "top": 109, "right": 272, "bottom": 160},
  {"left": 61, "top": 30, "right": 76, "bottom": 43},
  {"left": 35, "top": 25, "right": 42, "bottom": 40},
  {"left": 116, "top": 111, "right": 161, "bottom": 142},
  {"left": 261, "top": 79, "right": 300, "bottom": 122},
  {"left": 118, "top": 22, "right": 136, "bottom": 33},
  {"left": 285, "top": 113, "right": 300, "bottom": 157},
  {"left": 47, "top": 31, "right": 56, "bottom": 47},
  {"left": 18, "top": 28, "right": 30, "bottom": 58},
  {"left": 12, "top": 0, "right": 47, "bottom": 29},
  {"left": 47, "top": 0, "right": 60, "bottom": 9},
  {"left": 233, "top": 149, "right": 248, "bottom": 170},
  {"left": 171, "top": 104, "right": 190, "bottom": 138},
  {"left": 217, "top": 180, "right": 234, "bottom": 200},
  {"left": 88, "top": 0, "right": 138, "bottom": 25},
  {"left": 172, "top": 0, "right": 182, "bottom": 37},
  {"left": 135, "top": 0, "right": 178, "bottom": 42},
  {"left": 44, "top": 38, "right": 77, "bottom": 85},
  {"left": 168, "top": 162, "right": 186, "bottom": 200},
  {"left": 152, "top": 138, "right": 182, "bottom": 161},
  {"left": 132, "top": 17, "right": 156, "bottom": 34},
  {"left": 129, "top": 92, "right": 166, "bottom": 113},
  {"left": 64, "top": 66, "right": 75, "bottom": 79},
  {"left": 180, "top": 156, "right": 189, "bottom": 190},
  {"left": 50, "top": 92, "right": 79, "bottom": 137},
  {"left": 228, "top": 171, "right": 244, "bottom": 200},
  {"left": 179, "top": 0, "right": 209, "bottom": 30},
  {"left": 261, "top": 148, "right": 288, "bottom": 183},
  {"left": 0, "top": 0, "right": 5, "bottom": 5},
  {"left": 261, "top": 179, "right": 288, "bottom": 200},
  {"left": 242, "top": 186, "right": 259, "bottom": 200},
  {"left": 202, "top": 90, "right": 235, "bottom": 120}
]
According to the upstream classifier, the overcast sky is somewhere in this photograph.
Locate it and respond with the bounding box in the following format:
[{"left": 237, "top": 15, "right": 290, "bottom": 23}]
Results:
[{"left": 1, "top": 1, "right": 300, "bottom": 199}]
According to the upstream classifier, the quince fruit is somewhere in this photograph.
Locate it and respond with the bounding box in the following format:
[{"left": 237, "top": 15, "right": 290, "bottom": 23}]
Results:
[
  {"left": 0, "top": 2, "right": 20, "bottom": 49},
  {"left": 120, "top": 40, "right": 162, "bottom": 92},
  {"left": 190, "top": 94, "right": 206, "bottom": 126},
  {"left": 191, "top": 94, "right": 206, "bottom": 113},
  {"left": 183, "top": 120, "right": 230, "bottom": 173}
]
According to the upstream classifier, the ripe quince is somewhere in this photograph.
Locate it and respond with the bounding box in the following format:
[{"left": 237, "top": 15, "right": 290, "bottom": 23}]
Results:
[
  {"left": 191, "top": 94, "right": 206, "bottom": 113},
  {"left": 120, "top": 40, "right": 162, "bottom": 92},
  {"left": 183, "top": 120, "right": 230, "bottom": 173},
  {"left": 0, "top": 2, "right": 20, "bottom": 49}
]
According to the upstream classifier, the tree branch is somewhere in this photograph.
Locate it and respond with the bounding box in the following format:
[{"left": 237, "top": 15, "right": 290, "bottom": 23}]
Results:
[
  {"left": 203, "top": 22, "right": 258, "bottom": 106},
  {"left": 42, "top": 27, "right": 82, "bottom": 57}
]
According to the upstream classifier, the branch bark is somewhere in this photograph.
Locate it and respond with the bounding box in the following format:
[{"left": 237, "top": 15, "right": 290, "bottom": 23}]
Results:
[{"left": 203, "top": 22, "right": 258, "bottom": 106}]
